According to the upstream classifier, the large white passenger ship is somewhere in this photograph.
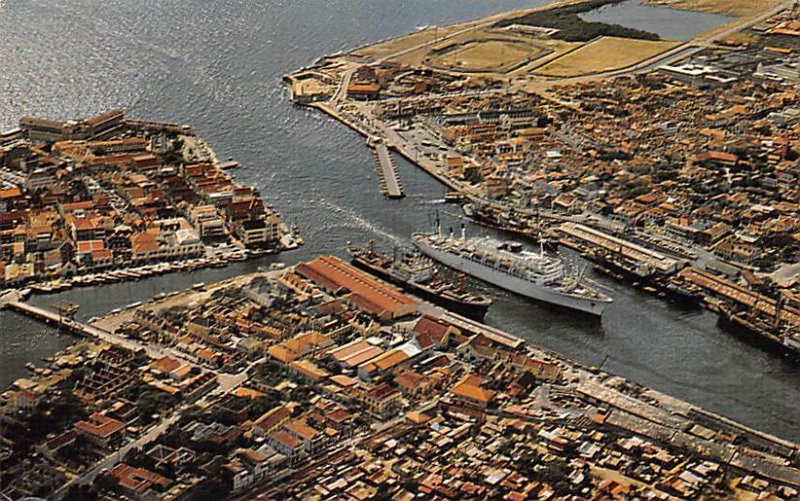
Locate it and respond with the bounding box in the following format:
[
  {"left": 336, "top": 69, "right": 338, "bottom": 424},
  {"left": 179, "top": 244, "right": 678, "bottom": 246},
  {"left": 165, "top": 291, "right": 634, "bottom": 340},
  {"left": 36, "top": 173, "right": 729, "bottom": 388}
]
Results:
[{"left": 412, "top": 231, "right": 612, "bottom": 316}]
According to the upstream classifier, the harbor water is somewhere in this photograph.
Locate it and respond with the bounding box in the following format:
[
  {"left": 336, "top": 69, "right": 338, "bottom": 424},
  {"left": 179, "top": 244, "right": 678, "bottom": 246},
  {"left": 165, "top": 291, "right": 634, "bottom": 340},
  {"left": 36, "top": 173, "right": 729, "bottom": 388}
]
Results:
[
  {"left": 1, "top": 0, "right": 799, "bottom": 441},
  {"left": 579, "top": 0, "right": 734, "bottom": 41}
]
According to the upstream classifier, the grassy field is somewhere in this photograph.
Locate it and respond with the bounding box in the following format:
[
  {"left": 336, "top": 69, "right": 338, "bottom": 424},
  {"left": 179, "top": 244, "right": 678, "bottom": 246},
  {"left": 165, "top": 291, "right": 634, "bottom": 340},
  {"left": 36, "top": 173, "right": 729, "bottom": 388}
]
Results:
[
  {"left": 643, "top": 0, "right": 783, "bottom": 18},
  {"left": 429, "top": 40, "right": 542, "bottom": 73},
  {"left": 535, "top": 36, "right": 680, "bottom": 77},
  {"left": 355, "top": 26, "right": 463, "bottom": 59},
  {"left": 352, "top": 0, "right": 588, "bottom": 61}
]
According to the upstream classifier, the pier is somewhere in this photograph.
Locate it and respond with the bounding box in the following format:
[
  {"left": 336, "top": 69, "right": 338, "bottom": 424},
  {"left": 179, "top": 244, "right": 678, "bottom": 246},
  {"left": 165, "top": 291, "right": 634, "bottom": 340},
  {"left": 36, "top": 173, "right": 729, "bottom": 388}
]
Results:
[
  {"left": 679, "top": 267, "right": 800, "bottom": 326},
  {"left": 0, "top": 294, "right": 172, "bottom": 360},
  {"left": 4, "top": 299, "right": 110, "bottom": 338},
  {"left": 373, "top": 142, "right": 404, "bottom": 199}
]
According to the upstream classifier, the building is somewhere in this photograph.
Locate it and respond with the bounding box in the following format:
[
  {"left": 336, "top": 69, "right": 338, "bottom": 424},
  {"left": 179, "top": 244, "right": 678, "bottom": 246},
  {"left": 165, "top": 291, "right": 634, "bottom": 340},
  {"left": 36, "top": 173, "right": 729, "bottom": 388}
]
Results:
[
  {"left": 108, "top": 463, "right": 172, "bottom": 499},
  {"left": 362, "top": 382, "right": 401, "bottom": 419},
  {"left": 20, "top": 110, "right": 123, "bottom": 142},
  {"left": 449, "top": 374, "right": 495, "bottom": 410},
  {"left": 188, "top": 204, "right": 227, "bottom": 240},
  {"left": 296, "top": 256, "right": 418, "bottom": 320},
  {"left": 74, "top": 412, "right": 126, "bottom": 449}
]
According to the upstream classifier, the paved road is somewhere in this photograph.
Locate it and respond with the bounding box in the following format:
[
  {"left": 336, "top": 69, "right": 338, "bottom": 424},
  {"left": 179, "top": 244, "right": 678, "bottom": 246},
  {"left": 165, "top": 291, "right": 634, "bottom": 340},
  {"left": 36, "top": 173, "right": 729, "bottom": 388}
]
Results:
[
  {"left": 6, "top": 300, "right": 197, "bottom": 365},
  {"left": 51, "top": 355, "right": 261, "bottom": 499},
  {"left": 3, "top": 292, "right": 266, "bottom": 499},
  {"left": 53, "top": 411, "right": 183, "bottom": 499}
]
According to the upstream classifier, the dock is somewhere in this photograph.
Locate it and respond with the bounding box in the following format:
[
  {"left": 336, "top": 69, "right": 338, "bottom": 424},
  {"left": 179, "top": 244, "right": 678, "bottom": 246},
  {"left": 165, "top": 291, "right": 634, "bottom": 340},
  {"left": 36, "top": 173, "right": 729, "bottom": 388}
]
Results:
[
  {"left": 4, "top": 299, "right": 110, "bottom": 338},
  {"left": 373, "top": 142, "right": 404, "bottom": 199},
  {"left": 560, "top": 223, "right": 681, "bottom": 276},
  {"left": 1, "top": 296, "right": 173, "bottom": 360},
  {"left": 679, "top": 267, "right": 800, "bottom": 326}
]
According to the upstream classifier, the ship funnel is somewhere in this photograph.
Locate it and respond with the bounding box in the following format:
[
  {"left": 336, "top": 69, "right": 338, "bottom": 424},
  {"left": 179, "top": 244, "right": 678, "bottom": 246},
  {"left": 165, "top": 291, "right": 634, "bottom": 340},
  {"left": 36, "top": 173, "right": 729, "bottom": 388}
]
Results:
[{"left": 461, "top": 223, "right": 466, "bottom": 241}]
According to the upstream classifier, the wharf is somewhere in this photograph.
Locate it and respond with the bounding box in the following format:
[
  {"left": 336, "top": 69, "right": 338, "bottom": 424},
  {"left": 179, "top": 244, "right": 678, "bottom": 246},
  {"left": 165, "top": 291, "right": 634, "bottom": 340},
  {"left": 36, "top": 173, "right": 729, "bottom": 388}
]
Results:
[
  {"left": 0, "top": 297, "right": 179, "bottom": 362},
  {"left": 372, "top": 142, "right": 404, "bottom": 198},
  {"left": 680, "top": 267, "right": 800, "bottom": 326},
  {"left": 4, "top": 300, "right": 108, "bottom": 338},
  {"left": 560, "top": 223, "right": 681, "bottom": 276}
]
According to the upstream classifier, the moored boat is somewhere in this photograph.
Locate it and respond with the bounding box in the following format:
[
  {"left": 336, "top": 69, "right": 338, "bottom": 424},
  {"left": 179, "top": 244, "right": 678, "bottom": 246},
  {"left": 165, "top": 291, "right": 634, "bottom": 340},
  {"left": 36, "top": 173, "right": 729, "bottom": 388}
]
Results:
[
  {"left": 412, "top": 229, "right": 612, "bottom": 317},
  {"left": 347, "top": 242, "right": 492, "bottom": 321}
]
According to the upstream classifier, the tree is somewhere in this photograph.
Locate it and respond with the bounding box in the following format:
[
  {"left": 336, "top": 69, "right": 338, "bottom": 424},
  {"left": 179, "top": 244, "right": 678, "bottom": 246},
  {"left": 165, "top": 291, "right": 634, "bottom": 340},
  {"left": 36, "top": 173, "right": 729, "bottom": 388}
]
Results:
[
  {"left": 63, "top": 484, "right": 100, "bottom": 501},
  {"left": 185, "top": 477, "right": 230, "bottom": 500},
  {"left": 94, "top": 473, "right": 121, "bottom": 493}
]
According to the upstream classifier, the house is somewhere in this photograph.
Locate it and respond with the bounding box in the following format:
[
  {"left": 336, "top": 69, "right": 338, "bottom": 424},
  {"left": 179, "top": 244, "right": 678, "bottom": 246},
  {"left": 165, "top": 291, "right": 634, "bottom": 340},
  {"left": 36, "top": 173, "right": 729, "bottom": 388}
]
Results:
[
  {"left": 357, "top": 343, "right": 420, "bottom": 380},
  {"left": 75, "top": 413, "right": 126, "bottom": 449},
  {"left": 450, "top": 374, "right": 495, "bottom": 410},
  {"left": 108, "top": 463, "right": 172, "bottom": 500},
  {"left": 251, "top": 405, "right": 291, "bottom": 437},
  {"left": 288, "top": 360, "right": 331, "bottom": 382},
  {"left": 267, "top": 429, "right": 306, "bottom": 465},
  {"left": 226, "top": 446, "right": 286, "bottom": 492},
  {"left": 393, "top": 370, "right": 435, "bottom": 399},
  {"left": 327, "top": 338, "right": 384, "bottom": 370},
  {"left": 412, "top": 315, "right": 457, "bottom": 349},
  {"left": 284, "top": 418, "right": 325, "bottom": 455},
  {"left": 362, "top": 383, "right": 401, "bottom": 419}
]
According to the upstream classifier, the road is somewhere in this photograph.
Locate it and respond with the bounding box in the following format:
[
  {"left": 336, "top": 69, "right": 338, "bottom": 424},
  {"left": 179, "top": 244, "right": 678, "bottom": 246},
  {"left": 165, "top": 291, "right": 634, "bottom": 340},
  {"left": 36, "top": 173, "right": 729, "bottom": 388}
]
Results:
[
  {"left": 4, "top": 299, "right": 198, "bottom": 365},
  {"left": 1, "top": 292, "right": 266, "bottom": 499},
  {"left": 52, "top": 410, "right": 183, "bottom": 499},
  {"left": 51, "top": 353, "right": 261, "bottom": 499},
  {"left": 247, "top": 419, "right": 411, "bottom": 499}
]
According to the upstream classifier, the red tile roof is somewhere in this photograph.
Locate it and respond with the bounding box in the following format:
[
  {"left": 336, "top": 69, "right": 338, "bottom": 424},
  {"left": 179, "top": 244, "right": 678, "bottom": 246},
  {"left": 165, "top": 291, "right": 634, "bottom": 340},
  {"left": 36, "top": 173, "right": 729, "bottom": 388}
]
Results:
[
  {"left": 296, "top": 256, "right": 418, "bottom": 318},
  {"left": 109, "top": 463, "right": 171, "bottom": 494},
  {"left": 75, "top": 412, "right": 125, "bottom": 439}
]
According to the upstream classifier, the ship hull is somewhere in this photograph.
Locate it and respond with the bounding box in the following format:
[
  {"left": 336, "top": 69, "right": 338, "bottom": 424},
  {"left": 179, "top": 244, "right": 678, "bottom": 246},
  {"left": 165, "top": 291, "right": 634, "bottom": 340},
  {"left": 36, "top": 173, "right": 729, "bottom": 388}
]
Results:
[
  {"left": 350, "top": 256, "right": 491, "bottom": 321},
  {"left": 414, "top": 238, "right": 609, "bottom": 317},
  {"left": 717, "top": 311, "right": 800, "bottom": 361}
]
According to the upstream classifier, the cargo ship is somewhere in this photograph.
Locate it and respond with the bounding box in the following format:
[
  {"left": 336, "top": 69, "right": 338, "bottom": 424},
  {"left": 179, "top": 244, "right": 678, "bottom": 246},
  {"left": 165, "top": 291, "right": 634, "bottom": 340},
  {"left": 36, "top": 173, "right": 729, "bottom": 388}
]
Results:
[
  {"left": 347, "top": 242, "right": 492, "bottom": 321},
  {"left": 717, "top": 304, "right": 800, "bottom": 360},
  {"left": 465, "top": 202, "right": 559, "bottom": 252},
  {"left": 412, "top": 230, "right": 612, "bottom": 317}
]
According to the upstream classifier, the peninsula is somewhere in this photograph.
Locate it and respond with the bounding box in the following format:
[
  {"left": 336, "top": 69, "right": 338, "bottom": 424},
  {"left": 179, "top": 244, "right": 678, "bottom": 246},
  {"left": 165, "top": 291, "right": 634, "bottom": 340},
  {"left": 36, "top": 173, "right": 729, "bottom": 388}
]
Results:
[{"left": 0, "top": 111, "right": 301, "bottom": 294}]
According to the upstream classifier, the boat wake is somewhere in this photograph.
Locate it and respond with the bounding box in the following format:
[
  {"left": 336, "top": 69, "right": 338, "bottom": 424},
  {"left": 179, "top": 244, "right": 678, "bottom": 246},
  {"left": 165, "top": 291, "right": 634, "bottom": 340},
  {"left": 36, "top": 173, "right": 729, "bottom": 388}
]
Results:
[{"left": 318, "top": 199, "right": 407, "bottom": 248}]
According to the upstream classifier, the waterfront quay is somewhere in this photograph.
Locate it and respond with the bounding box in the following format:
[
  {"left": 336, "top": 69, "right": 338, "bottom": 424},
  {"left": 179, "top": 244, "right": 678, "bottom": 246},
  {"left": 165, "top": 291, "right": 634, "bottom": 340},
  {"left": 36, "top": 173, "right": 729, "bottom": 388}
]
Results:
[
  {"left": 372, "top": 141, "right": 404, "bottom": 198},
  {"left": 2, "top": 255, "right": 800, "bottom": 499},
  {"left": 285, "top": 1, "right": 800, "bottom": 359},
  {"left": 0, "top": 110, "right": 301, "bottom": 295}
]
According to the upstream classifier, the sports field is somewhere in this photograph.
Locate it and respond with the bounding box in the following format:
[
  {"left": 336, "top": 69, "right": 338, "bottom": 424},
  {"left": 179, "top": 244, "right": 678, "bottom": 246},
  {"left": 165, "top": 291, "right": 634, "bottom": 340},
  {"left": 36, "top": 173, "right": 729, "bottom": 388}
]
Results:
[
  {"left": 535, "top": 36, "right": 680, "bottom": 77},
  {"left": 428, "top": 39, "right": 543, "bottom": 73}
]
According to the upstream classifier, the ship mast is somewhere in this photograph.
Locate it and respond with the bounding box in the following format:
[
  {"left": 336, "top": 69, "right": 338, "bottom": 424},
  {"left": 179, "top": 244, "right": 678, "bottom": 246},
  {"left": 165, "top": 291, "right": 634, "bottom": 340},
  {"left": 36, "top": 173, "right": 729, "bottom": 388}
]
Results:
[
  {"left": 539, "top": 231, "right": 544, "bottom": 258},
  {"left": 774, "top": 293, "right": 784, "bottom": 330}
]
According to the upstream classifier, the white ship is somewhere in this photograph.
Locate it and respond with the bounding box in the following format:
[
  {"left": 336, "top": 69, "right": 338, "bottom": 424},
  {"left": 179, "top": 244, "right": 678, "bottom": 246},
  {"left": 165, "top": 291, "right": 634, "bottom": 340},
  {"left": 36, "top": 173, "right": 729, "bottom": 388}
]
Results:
[{"left": 412, "top": 230, "right": 613, "bottom": 316}]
